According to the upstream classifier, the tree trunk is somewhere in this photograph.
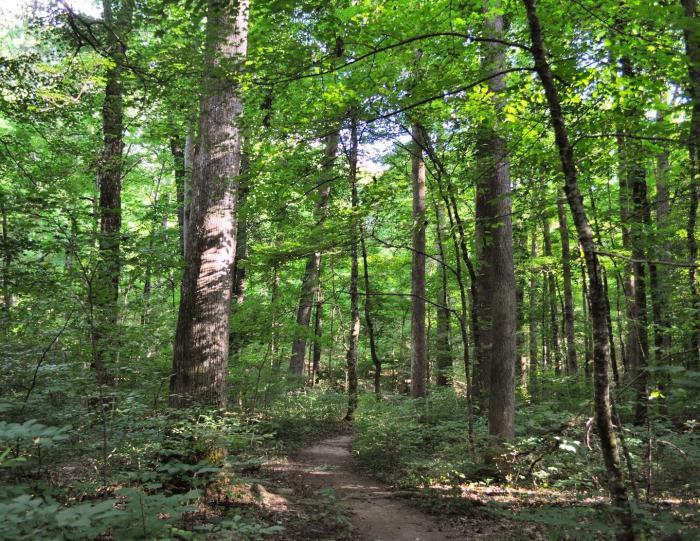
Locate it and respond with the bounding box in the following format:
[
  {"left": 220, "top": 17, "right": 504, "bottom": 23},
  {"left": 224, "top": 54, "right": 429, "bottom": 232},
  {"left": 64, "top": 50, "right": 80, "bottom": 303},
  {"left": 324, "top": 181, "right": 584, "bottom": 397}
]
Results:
[
  {"left": 617, "top": 55, "right": 650, "bottom": 424},
  {"left": 170, "top": 0, "right": 249, "bottom": 408},
  {"left": 1, "top": 195, "right": 11, "bottom": 325},
  {"left": 557, "top": 195, "right": 578, "bottom": 375},
  {"left": 289, "top": 131, "right": 339, "bottom": 376},
  {"left": 360, "top": 223, "right": 381, "bottom": 395},
  {"left": 476, "top": 5, "right": 516, "bottom": 439},
  {"left": 92, "top": 0, "right": 132, "bottom": 384},
  {"left": 522, "top": 1, "right": 635, "bottom": 537},
  {"left": 171, "top": 136, "right": 186, "bottom": 258},
  {"left": 230, "top": 159, "right": 250, "bottom": 362},
  {"left": 311, "top": 287, "right": 323, "bottom": 385},
  {"left": 581, "top": 261, "right": 593, "bottom": 378},
  {"left": 434, "top": 200, "right": 452, "bottom": 386},
  {"left": 345, "top": 116, "right": 360, "bottom": 420},
  {"left": 410, "top": 123, "right": 427, "bottom": 399},
  {"left": 528, "top": 233, "right": 539, "bottom": 395},
  {"left": 433, "top": 170, "right": 474, "bottom": 437},
  {"left": 682, "top": 0, "right": 700, "bottom": 370},
  {"left": 651, "top": 146, "right": 671, "bottom": 390},
  {"left": 543, "top": 212, "right": 562, "bottom": 375},
  {"left": 270, "top": 264, "right": 281, "bottom": 371}
]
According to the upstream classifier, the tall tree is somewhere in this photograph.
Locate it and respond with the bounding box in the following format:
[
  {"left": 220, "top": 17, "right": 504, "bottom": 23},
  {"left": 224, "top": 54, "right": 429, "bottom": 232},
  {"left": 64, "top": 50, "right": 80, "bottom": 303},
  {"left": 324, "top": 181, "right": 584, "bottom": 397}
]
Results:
[
  {"left": 522, "top": 0, "right": 635, "bottom": 537},
  {"left": 478, "top": 4, "right": 516, "bottom": 439},
  {"left": 616, "top": 53, "right": 650, "bottom": 424},
  {"left": 529, "top": 232, "right": 539, "bottom": 394},
  {"left": 682, "top": 0, "right": 700, "bottom": 370},
  {"left": 92, "top": 0, "right": 133, "bottom": 383},
  {"left": 360, "top": 223, "right": 381, "bottom": 395},
  {"left": 557, "top": 195, "right": 577, "bottom": 375},
  {"left": 542, "top": 210, "right": 562, "bottom": 374},
  {"left": 410, "top": 123, "right": 427, "bottom": 399},
  {"left": 345, "top": 117, "right": 360, "bottom": 419},
  {"left": 289, "top": 130, "right": 339, "bottom": 376},
  {"left": 170, "top": 0, "right": 250, "bottom": 408},
  {"left": 434, "top": 200, "right": 452, "bottom": 386}
]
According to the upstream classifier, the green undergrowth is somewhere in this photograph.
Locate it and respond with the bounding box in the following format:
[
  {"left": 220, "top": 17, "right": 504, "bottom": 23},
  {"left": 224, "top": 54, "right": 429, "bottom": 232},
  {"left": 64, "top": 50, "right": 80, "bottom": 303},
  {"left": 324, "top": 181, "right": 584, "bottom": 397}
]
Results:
[
  {"left": 0, "top": 386, "right": 347, "bottom": 540},
  {"left": 352, "top": 385, "right": 700, "bottom": 540}
]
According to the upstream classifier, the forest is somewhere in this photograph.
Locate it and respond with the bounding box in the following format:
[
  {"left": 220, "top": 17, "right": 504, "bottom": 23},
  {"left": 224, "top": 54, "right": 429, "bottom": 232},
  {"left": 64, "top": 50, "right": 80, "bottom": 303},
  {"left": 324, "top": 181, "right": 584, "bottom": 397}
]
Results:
[{"left": 1, "top": 0, "right": 699, "bottom": 539}]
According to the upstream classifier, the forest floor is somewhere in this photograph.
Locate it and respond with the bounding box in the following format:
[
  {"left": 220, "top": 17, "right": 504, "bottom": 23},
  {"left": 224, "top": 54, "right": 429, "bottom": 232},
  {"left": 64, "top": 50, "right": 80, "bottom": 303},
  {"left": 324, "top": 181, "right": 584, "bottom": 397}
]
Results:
[{"left": 253, "top": 429, "right": 542, "bottom": 541}]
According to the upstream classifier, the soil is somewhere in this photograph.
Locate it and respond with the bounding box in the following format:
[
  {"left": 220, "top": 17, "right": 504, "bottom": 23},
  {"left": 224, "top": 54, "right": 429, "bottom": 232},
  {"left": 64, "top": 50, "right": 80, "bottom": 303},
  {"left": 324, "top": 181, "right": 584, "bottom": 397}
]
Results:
[{"left": 263, "top": 432, "right": 464, "bottom": 541}]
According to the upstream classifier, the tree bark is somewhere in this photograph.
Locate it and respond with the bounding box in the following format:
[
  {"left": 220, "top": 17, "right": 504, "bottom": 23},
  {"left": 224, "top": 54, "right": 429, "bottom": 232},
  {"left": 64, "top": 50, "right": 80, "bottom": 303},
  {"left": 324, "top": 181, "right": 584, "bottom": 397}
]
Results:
[
  {"left": 289, "top": 131, "right": 339, "bottom": 376},
  {"left": 434, "top": 200, "right": 452, "bottom": 386},
  {"left": 345, "top": 116, "right": 360, "bottom": 420},
  {"left": 522, "top": 1, "right": 635, "bottom": 537},
  {"left": 230, "top": 157, "right": 250, "bottom": 362},
  {"left": 92, "top": 0, "right": 132, "bottom": 384},
  {"left": 617, "top": 55, "right": 650, "bottom": 424},
  {"left": 528, "top": 233, "right": 539, "bottom": 395},
  {"left": 650, "top": 145, "right": 671, "bottom": 387},
  {"left": 360, "top": 223, "right": 381, "bottom": 395},
  {"left": 311, "top": 286, "right": 323, "bottom": 385},
  {"left": 557, "top": 195, "right": 577, "bottom": 375},
  {"left": 410, "top": 123, "right": 427, "bottom": 399},
  {"left": 170, "top": 0, "right": 249, "bottom": 408},
  {"left": 1, "top": 195, "right": 11, "bottom": 325},
  {"left": 542, "top": 212, "right": 562, "bottom": 375},
  {"left": 682, "top": 0, "right": 700, "bottom": 370},
  {"left": 477, "top": 4, "right": 516, "bottom": 439},
  {"left": 171, "top": 136, "right": 186, "bottom": 258}
]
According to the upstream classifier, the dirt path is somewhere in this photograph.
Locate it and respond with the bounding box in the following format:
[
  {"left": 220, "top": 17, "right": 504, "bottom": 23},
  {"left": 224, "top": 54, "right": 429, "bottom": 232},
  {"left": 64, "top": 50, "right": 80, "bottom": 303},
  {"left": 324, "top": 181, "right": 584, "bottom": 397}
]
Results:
[{"left": 269, "top": 433, "right": 462, "bottom": 541}]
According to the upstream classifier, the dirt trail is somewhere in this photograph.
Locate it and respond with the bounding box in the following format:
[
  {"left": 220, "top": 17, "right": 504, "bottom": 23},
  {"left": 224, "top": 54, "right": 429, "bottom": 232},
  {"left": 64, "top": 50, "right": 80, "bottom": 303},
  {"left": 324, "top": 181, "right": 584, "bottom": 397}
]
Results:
[{"left": 279, "top": 433, "right": 462, "bottom": 541}]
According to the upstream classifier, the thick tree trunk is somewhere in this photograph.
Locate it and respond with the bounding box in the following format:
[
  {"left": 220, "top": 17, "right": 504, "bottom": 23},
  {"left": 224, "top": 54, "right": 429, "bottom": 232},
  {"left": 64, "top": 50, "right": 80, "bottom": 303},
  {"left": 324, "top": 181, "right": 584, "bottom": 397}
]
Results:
[
  {"left": 557, "top": 195, "right": 577, "bottom": 375},
  {"left": 170, "top": 0, "right": 249, "bottom": 408},
  {"left": 523, "top": 1, "right": 635, "bottom": 538},
  {"left": 92, "top": 0, "right": 132, "bottom": 384},
  {"left": 682, "top": 0, "right": 700, "bottom": 370},
  {"left": 360, "top": 224, "right": 381, "bottom": 395},
  {"left": 289, "top": 131, "right": 339, "bottom": 376},
  {"left": 476, "top": 6, "right": 516, "bottom": 438},
  {"left": 410, "top": 123, "right": 427, "bottom": 399},
  {"left": 434, "top": 201, "right": 452, "bottom": 386},
  {"left": 345, "top": 117, "right": 360, "bottom": 420}
]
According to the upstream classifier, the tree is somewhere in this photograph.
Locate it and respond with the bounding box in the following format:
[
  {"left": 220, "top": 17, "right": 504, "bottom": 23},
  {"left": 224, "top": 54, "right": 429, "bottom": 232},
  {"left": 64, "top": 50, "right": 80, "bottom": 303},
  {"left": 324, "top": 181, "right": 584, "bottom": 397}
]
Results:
[
  {"left": 345, "top": 116, "right": 360, "bottom": 420},
  {"left": 557, "top": 195, "right": 577, "bottom": 375},
  {"left": 410, "top": 123, "right": 427, "bottom": 399},
  {"left": 289, "top": 130, "right": 339, "bottom": 377},
  {"left": 522, "top": 0, "right": 635, "bottom": 537},
  {"left": 433, "top": 200, "right": 452, "bottom": 386},
  {"left": 682, "top": 0, "right": 700, "bottom": 370},
  {"left": 92, "top": 0, "right": 133, "bottom": 384},
  {"left": 170, "top": 0, "right": 250, "bottom": 408},
  {"left": 477, "top": 3, "right": 516, "bottom": 439}
]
